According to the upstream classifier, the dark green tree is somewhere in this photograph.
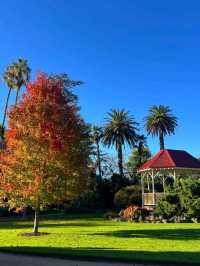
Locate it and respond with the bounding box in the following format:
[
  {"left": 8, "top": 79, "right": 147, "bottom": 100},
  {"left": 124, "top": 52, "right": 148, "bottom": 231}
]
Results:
[
  {"left": 145, "top": 105, "right": 177, "bottom": 150},
  {"left": 126, "top": 146, "right": 151, "bottom": 179},
  {"left": 136, "top": 134, "right": 149, "bottom": 166},
  {"left": 90, "top": 126, "right": 103, "bottom": 179}
]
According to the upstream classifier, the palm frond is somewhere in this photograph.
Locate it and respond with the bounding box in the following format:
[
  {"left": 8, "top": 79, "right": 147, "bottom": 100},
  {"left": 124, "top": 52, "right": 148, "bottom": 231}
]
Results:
[
  {"left": 103, "top": 109, "right": 139, "bottom": 149},
  {"left": 144, "top": 105, "right": 178, "bottom": 137}
]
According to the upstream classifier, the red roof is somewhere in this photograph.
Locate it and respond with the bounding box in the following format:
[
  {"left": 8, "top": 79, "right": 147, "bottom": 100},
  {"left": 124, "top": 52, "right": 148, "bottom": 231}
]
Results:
[{"left": 139, "top": 149, "right": 200, "bottom": 171}]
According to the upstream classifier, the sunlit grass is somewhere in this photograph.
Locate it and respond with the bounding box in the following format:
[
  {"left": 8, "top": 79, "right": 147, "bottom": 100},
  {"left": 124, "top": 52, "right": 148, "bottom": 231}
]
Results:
[{"left": 0, "top": 214, "right": 200, "bottom": 265}]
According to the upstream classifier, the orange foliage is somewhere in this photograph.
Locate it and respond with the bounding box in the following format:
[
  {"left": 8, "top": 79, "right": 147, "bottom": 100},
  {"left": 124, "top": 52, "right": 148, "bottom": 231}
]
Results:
[{"left": 0, "top": 73, "right": 90, "bottom": 209}]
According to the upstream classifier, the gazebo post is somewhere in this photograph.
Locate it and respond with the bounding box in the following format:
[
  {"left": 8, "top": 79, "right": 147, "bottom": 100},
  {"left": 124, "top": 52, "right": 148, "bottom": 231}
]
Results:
[
  {"left": 141, "top": 173, "right": 144, "bottom": 208},
  {"left": 162, "top": 176, "right": 165, "bottom": 193},
  {"left": 151, "top": 170, "right": 155, "bottom": 206},
  {"left": 173, "top": 170, "right": 176, "bottom": 181},
  {"left": 147, "top": 175, "right": 150, "bottom": 191}
]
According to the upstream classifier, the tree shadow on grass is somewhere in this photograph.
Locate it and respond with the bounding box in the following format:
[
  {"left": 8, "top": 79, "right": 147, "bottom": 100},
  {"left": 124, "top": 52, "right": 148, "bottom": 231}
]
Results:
[
  {"left": 0, "top": 246, "right": 199, "bottom": 265},
  {"left": 0, "top": 221, "right": 116, "bottom": 230},
  {"left": 92, "top": 228, "right": 200, "bottom": 240},
  {"left": 0, "top": 213, "right": 109, "bottom": 230}
]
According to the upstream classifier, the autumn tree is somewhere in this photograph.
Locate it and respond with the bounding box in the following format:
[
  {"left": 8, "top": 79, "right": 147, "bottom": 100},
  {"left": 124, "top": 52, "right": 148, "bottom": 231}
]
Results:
[{"left": 0, "top": 73, "right": 90, "bottom": 235}]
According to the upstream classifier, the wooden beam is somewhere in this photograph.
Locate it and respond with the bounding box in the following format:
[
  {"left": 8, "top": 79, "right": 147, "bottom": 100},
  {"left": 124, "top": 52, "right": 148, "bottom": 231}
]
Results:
[{"left": 152, "top": 170, "right": 155, "bottom": 206}]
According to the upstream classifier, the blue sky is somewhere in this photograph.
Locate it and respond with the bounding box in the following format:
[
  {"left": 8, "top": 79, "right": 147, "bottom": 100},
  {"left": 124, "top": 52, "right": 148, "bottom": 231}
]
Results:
[{"left": 0, "top": 0, "right": 200, "bottom": 157}]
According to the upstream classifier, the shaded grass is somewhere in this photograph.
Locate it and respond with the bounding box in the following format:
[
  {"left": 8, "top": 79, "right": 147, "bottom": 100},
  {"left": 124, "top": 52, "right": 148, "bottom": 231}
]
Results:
[{"left": 0, "top": 214, "right": 200, "bottom": 265}]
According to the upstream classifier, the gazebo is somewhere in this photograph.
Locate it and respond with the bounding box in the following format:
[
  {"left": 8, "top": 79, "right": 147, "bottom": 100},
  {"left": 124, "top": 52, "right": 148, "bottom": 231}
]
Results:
[{"left": 138, "top": 149, "right": 200, "bottom": 207}]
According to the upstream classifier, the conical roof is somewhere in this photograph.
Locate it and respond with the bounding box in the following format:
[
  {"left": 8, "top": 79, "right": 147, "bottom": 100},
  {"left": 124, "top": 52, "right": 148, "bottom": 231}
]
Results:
[{"left": 139, "top": 149, "right": 200, "bottom": 172}]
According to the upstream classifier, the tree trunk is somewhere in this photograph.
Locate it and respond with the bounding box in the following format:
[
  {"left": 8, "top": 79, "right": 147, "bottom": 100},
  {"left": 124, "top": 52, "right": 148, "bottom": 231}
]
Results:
[
  {"left": 96, "top": 142, "right": 102, "bottom": 179},
  {"left": 2, "top": 87, "right": 11, "bottom": 129},
  {"left": 159, "top": 132, "right": 165, "bottom": 150},
  {"left": 138, "top": 142, "right": 143, "bottom": 167},
  {"left": 33, "top": 205, "right": 39, "bottom": 234},
  {"left": 15, "top": 86, "right": 20, "bottom": 106},
  {"left": 22, "top": 207, "right": 27, "bottom": 219},
  {"left": 117, "top": 142, "right": 123, "bottom": 177}
]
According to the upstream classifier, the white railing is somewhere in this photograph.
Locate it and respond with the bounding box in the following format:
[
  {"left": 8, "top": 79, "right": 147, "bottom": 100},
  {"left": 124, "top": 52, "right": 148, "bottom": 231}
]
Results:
[{"left": 143, "top": 192, "right": 164, "bottom": 206}]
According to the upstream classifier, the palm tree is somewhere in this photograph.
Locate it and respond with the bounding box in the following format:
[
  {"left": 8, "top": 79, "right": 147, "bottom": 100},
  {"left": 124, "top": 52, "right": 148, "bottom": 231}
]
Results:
[
  {"left": 91, "top": 126, "right": 103, "bottom": 179},
  {"left": 103, "top": 109, "right": 138, "bottom": 177},
  {"left": 145, "top": 105, "right": 177, "bottom": 150},
  {"left": 0, "top": 124, "right": 5, "bottom": 144},
  {"left": 12, "top": 59, "right": 31, "bottom": 105},
  {"left": 2, "top": 64, "right": 16, "bottom": 129}
]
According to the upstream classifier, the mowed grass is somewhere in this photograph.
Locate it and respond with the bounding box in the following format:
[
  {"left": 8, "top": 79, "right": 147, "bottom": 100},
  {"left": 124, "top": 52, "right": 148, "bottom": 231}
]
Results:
[{"left": 0, "top": 214, "right": 200, "bottom": 265}]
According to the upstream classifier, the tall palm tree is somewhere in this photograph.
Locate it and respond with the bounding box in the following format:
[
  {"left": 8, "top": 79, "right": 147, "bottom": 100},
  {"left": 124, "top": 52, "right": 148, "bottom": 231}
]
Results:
[
  {"left": 12, "top": 59, "right": 31, "bottom": 105},
  {"left": 145, "top": 105, "right": 178, "bottom": 150},
  {"left": 0, "top": 123, "right": 5, "bottom": 144},
  {"left": 91, "top": 126, "right": 103, "bottom": 179},
  {"left": 103, "top": 109, "right": 138, "bottom": 177},
  {"left": 2, "top": 65, "right": 16, "bottom": 129},
  {"left": 1, "top": 59, "right": 30, "bottom": 149}
]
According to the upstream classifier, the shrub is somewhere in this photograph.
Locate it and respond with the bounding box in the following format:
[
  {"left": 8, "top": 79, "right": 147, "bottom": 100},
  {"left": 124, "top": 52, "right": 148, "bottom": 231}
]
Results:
[
  {"left": 180, "top": 178, "right": 200, "bottom": 221},
  {"left": 0, "top": 207, "right": 9, "bottom": 217},
  {"left": 122, "top": 205, "right": 139, "bottom": 219},
  {"left": 103, "top": 211, "right": 119, "bottom": 220},
  {"left": 156, "top": 192, "right": 182, "bottom": 220},
  {"left": 133, "top": 207, "right": 150, "bottom": 222},
  {"left": 156, "top": 177, "right": 200, "bottom": 222},
  {"left": 79, "top": 191, "right": 102, "bottom": 210},
  {"left": 78, "top": 173, "right": 132, "bottom": 210},
  {"left": 121, "top": 205, "right": 151, "bottom": 222},
  {"left": 0, "top": 207, "right": 22, "bottom": 217},
  {"left": 114, "top": 185, "right": 142, "bottom": 210}
]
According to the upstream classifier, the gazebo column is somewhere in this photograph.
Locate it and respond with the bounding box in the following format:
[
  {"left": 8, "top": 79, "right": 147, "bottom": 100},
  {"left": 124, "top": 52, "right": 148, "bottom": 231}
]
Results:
[
  {"left": 151, "top": 170, "right": 155, "bottom": 206},
  {"left": 173, "top": 170, "right": 176, "bottom": 181},
  {"left": 147, "top": 175, "right": 150, "bottom": 191},
  {"left": 141, "top": 173, "right": 144, "bottom": 208},
  {"left": 162, "top": 176, "right": 165, "bottom": 193}
]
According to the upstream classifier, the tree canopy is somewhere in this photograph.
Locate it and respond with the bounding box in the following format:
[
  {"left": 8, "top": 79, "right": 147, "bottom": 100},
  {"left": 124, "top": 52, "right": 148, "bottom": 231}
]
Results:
[
  {"left": 145, "top": 105, "right": 177, "bottom": 150},
  {"left": 0, "top": 73, "right": 90, "bottom": 233},
  {"left": 103, "top": 109, "right": 138, "bottom": 177}
]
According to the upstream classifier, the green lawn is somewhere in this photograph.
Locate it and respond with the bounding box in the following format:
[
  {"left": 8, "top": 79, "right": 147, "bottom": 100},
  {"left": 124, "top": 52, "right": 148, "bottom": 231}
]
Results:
[{"left": 0, "top": 214, "right": 200, "bottom": 265}]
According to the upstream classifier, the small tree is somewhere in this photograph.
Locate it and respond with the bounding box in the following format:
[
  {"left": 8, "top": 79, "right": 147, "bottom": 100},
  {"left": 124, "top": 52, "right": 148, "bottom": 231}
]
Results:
[
  {"left": 126, "top": 147, "right": 151, "bottom": 180},
  {"left": 0, "top": 73, "right": 90, "bottom": 234}
]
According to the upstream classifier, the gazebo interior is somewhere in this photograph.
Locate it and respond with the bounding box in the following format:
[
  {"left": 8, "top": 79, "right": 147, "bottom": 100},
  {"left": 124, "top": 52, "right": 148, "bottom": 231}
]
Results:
[{"left": 138, "top": 149, "right": 200, "bottom": 207}]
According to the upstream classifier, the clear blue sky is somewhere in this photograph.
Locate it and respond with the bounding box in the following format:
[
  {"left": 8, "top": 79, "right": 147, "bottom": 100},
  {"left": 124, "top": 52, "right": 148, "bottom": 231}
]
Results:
[{"left": 0, "top": 0, "right": 200, "bottom": 157}]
